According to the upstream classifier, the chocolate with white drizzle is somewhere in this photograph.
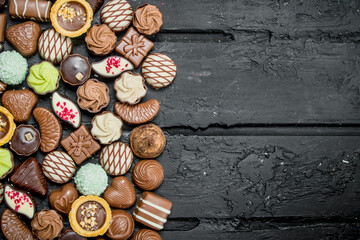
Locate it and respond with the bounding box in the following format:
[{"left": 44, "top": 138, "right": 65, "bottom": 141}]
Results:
[{"left": 9, "top": 0, "right": 52, "bottom": 22}]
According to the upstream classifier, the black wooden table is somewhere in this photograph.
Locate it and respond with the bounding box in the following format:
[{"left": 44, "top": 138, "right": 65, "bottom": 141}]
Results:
[{"left": 1, "top": 0, "right": 360, "bottom": 239}]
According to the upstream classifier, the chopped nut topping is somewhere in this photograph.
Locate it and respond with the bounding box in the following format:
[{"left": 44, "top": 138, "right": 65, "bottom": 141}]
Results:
[
  {"left": 25, "top": 132, "right": 34, "bottom": 141},
  {"left": 79, "top": 202, "right": 100, "bottom": 231}
]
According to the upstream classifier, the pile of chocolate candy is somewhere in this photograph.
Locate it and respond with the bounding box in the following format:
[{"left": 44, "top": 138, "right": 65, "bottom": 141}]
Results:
[{"left": 0, "top": 0, "right": 177, "bottom": 239}]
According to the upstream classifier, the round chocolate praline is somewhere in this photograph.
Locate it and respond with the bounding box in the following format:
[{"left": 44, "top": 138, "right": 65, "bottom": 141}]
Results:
[
  {"left": 60, "top": 54, "right": 91, "bottom": 86},
  {"left": 10, "top": 125, "right": 40, "bottom": 156},
  {"left": 57, "top": 2, "right": 87, "bottom": 31},
  {"left": 59, "top": 229, "right": 87, "bottom": 240},
  {"left": 76, "top": 201, "right": 106, "bottom": 231}
]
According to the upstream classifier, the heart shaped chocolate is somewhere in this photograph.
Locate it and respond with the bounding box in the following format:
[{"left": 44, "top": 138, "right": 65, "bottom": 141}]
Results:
[
  {"left": 104, "top": 176, "right": 136, "bottom": 209},
  {"left": 49, "top": 183, "right": 79, "bottom": 214},
  {"left": 1, "top": 89, "right": 38, "bottom": 122},
  {"left": 5, "top": 21, "right": 41, "bottom": 57}
]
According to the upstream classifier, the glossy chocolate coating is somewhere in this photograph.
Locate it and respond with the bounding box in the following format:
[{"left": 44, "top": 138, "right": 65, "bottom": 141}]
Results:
[
  {"left": 106, "top": 209, "right": 134, "bottom": 240},
  {"left": 60, "top": 54, "right": 91, "bottom": 86},
  {"left": 76, "top": 201, "right": 106, "bottom": 231},
  {"left": 10, "top": 125, "right": 40, "bottom": 156},
  {"left": 0, "top": 112, "right": 10, "bottom": 139},
  {"left": 49, "top": 183, "right": 79, "bottom": 214},
  {"left": 59, "top": 228, "right": 87, "bottom": 240},
  {"left": 57, "top": 2, "right": 86, "bottom": 31},
  {"left": 0, "top": 14, "right": 6, "bottom": 43}
]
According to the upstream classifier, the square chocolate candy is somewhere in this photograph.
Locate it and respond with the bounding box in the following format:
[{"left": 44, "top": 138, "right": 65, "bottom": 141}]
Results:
[
  {"left": 61, "top": 125, "right": 101, "bottom": 165},
  {"left": 115, "top": 27, "right": 154, "bottom": 68}
]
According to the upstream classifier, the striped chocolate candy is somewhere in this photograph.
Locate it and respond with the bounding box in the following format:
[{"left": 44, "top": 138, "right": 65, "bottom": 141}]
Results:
[
  {"left": 133, "top": 191, "right": 172, "bottom": 230},
  {"left": 99, "top": 142, "right": 133, "bottom": 176},
  {"left": 100, "top": 0, "right": 133, "bottom": 32},
  {"left": 42, "top": 151, "right": 76, "bottom": 184}
]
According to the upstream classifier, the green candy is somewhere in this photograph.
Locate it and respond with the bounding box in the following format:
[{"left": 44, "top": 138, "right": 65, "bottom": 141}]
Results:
[
  {"left": 0, "top": 51, "right": 28, "bottom": 85},
  {"left": 0, "top": 148, "right": 13, "bottom": 177},
  {"left": 74, "top": 163, "right": 108, "bottom": 196},
  {"left": 27, "top": 61, "right": 59, "bottom": 94}
]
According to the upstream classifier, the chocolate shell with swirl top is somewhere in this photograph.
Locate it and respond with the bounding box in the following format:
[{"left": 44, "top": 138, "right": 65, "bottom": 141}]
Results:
[{"left": 132, "top": 160, "right": 164, "bottom": 190}]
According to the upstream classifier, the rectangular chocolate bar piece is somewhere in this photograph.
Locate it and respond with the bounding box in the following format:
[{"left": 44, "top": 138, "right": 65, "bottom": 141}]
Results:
[
  {"left": 61, "top": 125, "right": 101, "bottom": 165},
  {"left": 0, "top": 14, "right": 6, "bottom": 42},
  {"left": 115, "top": 27, "right": 154, "bottom": 68},
  {"left": 133, "top": 191, "right": 172, "bottom": 230},
  {"left": 9, "top": 0, "right": 52, "bottom": 22}
]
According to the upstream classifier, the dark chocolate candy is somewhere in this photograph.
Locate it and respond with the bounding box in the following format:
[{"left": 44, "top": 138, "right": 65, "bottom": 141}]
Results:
[
  {"left": 0, "top": 14, "right": 6, "bottom": 43},
  {"left": 8, "top": 0, "right": 51, "bottom": 22},
  {"left": 57, "top": 2, "right": 87, "bottom": 31},
  {"left": 86, "top": 0, "right": 103, "bottom": 12},
  {"left": 115, "top": 27, "right": 154, "bottom": 68},
  {"left": 60, "top": 54, "right": 91, "bottom": 86},
  {"left": 61, "top": 125, "right": 101, "bottom": 165},
  {"left": 10, "top": 125, "right": 40, "bottom": 156},
  {"left": 0, "top": 0, "right": 6, "bottom": 11},
  {"left": 10, "top": 157, "right": 48, "bottom": 196},
  {"left": 59, "top": 229, "right": 87, "bottom": 240}
]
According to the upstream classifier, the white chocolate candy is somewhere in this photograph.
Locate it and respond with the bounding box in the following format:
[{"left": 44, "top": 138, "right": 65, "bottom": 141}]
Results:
[
  {"left": 101, "top": 0, "right": 133, "bottom": 32},
  {"left": 114, "top": 72, "right": 147, "bottom": 105},
  {"left": 52, "top": 92, "right": 81, "bottom": 128},
  {"left": 91, "top": 112, "right": 123, "bottom": 145},
  {"left": 4, "top": 185, "right": 35, "bottom": 219},
  {"left": 92, "top": 56, "right": 133, "bottom": 78},
  {"left": 38, "top": 29, "right": 73, "bottom": 64}
]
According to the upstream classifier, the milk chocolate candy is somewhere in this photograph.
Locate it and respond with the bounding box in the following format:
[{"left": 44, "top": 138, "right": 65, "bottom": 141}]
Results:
[
  {"left": 104, "top": 176, "right": 136, "bottom": 209},
  {"left": 132, "top": 229, "right": 162, "bottom": 240},
  {"left": 132, "top": 160, "right": 164, "bottom": 191},
  {"left": 106, "top": 209, "right": 134, "bottom": 240},
  {"left": 4, "top": 184, "right": 36, "bottom": 219},
  {"left": 0, "top": 182, "right": 3, "bottom": 204},
  {"left": 100, "top": 0, "right": 133, "bottom": 32},
  {"left": 2, "top": 89, "right": 38, "bottom": 122},
  {"left": 59, "top": 229, "right": 87, "bottom": 240},
  {"left": 9, "top": 0, "right": 52, "bottom": 22},
  {"left": 33, "top": 107, "right": 62, "bottom": 152},
  {"left": 1, "top": 209, "right": 37, "bottom": 240},
  {"left": 6, "top": 21, "right": 41, "bottom": 57},
  {"left": 99, "top": 142, "right": 133, "bottom": 176},
  {"left": 133, "top": 192, "right": 172, "bottom": 230},
  {"left": 49, "top": 183, "right": 79, "bottom": 214},
  {"left": 10, "top": 157, "right": 48, "bottom": 196},
  {"left": 86, "top": 0, "right": 104, "bottom": 12},
  {"left": 0, "top": 14, "right": 6, "bottom": 43},
  {"left": 42, "top": 151, "right": 76, "bottom": 184},
  {"left": 10, "top": 125, "right": 41, "bottom": 156},
  {"left": 115, "top": 99, "right": 160, "bottom": 125}
]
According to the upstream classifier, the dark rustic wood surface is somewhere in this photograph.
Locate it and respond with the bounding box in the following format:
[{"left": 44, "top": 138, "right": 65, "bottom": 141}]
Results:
[{"left": 1, "top": 0, "right": 360, "bottom": 239}]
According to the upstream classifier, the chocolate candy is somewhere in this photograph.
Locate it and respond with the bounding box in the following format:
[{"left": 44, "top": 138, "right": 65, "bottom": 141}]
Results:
[
  {"left": 56, "top": 1, "right": 87, "bottom": 31},
  {"left": 133, "top": 4, "right": 163, "bottom": 35},
  {"left": 106, "top": 209, "right": 134, "bottom": 240},
  {"left": 61, "top": 125, "right": 101, "bottom": 165},
  {"left": 42, "top": 151, "right": 76, "bottom": 184},
  {"left": 133, "top": 192, "right": 172, "bottom": 230},
  {"left": 129, "top": 124, "right": 166, "bottom": 159},
  {"left": 0, "top": 81, "right": 6, "bottom": 95},
  {"left": 0, "top": 183, "right": 3, "bottom": 203},
  {"left": 104, "top": 176, "right": 136, "bottom": 209},
  {"left": 52, "top": 91, "right": 82, "bottom": 128},
  {"left": 9, "top": 0, "right": 52, "bottom": 22},
  {"left": 86, "top": 0, "right": 104, "bottom": 12},
  {"left": 99, "top": 142, "right": 133, "bottom": 176},
  {"left": 133, "top": 160, "right": 164, "bottom": 190},
  {"left": 0, "top": 14, "right": 6, "bottom": 43},
  {"left": 77, "top": 79, "right": 110, "bottom": 113},
  {"left": 132, "top": 229, "right": 162, "bottom": 240},
  {"left": 33, "top": 107, "right": 62, "bottom": 152},
  {"left": 49, "top": 183, "right": 79, "bottom": 214},
  {"left": 31, "top": 209, "right": 63, "bottom": 240},
  {"left": 1, "top": 209, "right": 37, "bottom": 240},
  {"left": 60, "top": 54, "right": 91, "bottom": 86},
  {"left": 10, "top": 125, "right": 40, "bottom": 156},
  {"left": 38, "top": 29, "right": 73, "bottom": 64},
  {"left": 100, "top": 0, "right": 133, "bottom": 32},
  {"left": 91, "top": 111, "right": 123, "bottom": 145},
  {"left": 116, "top": 27, "right": 154, "bottom": 68},
  {"left": 85, "top": 24, "right": 117, "bottom": 56},
  {"left": 0, "top": 148, "right": 14, "bottom": 180},
  {"left": 59, "top": 229, "right": 87, "bottom": 240},
  {"left": 6, "top": 21, "right": 41, "bottom": 57},
  {"left": 92, "top": 56, "right": 133, "bottom": 78},
  {"left": 4, "top": 184, "right": 36, "bottom": 219},
  {"left": 0, "top": 0, "right": 5, "bottom": 11},
  {"left": 114, "top": 72, "right": 147, "bottom": 105},
  {"left": 115, "top": 99, "right": 160, "bottom": 125},
  {"left": 142, "top": 53, "right": 177, "bottom": 89},
  {"left": 1, "top": 89, "right": 38, "bottom": 122},
  {"left": 10, "top": 157, "right": 48, "bottom": 196}
]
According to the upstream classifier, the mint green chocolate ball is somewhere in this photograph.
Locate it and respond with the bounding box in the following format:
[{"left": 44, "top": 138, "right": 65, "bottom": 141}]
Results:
[
  {"left": 0, "top": 51, "right": 28, "bottom": 85},
  {"left": 74, "top": 163, "right": 108, "bottom": 196}
]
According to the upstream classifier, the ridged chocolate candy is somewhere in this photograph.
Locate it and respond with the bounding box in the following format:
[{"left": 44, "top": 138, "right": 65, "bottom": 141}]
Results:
[
  {"left": 104, "top": 176, "right": 136, "bottom": 209},
  {"left": 115, "top": 99, "right": 160, "bottom": 125},
  {"left": 99, "top": 142, "right": 133, "bottom": 176},
  {"left": 2, "top": 89, "right": 38, "bottom": 122},
  {"left": 42, "top": 151, "right": 76, "bottom": 184},
  {"left": 132, "top": 229, "right": 162, "bottom": 240},
  {"left": 106, "top": 209, "right": 134, "bottom": 240},
  {"left": 1, "top": 209, "right": 36, "bottom": 240},
  {"left": 133, "top": 160, "right": 164, "bottom": 191}
]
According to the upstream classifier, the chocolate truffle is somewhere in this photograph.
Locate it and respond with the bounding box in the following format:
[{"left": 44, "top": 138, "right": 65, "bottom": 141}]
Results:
[
  {"left": 60, "top": 54, "right": 91, "bottom": 86},
  {"left": 31, "top": 209, "right": 63, "bottom": 239},
  {"left": 10, "top": 125, "right": 40, "bottom": 156},
  {"left": 106, "top": 209, "right": 134, "bottom": 240},
  {"left": 132, "top": 160, "right": 164, "bottom": 191},
  {"left": 49, "top": 183, "right": 79, "bottom": 214},
  {"left": 129, "top": 124, "right": 166, "bottom": 159}
]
